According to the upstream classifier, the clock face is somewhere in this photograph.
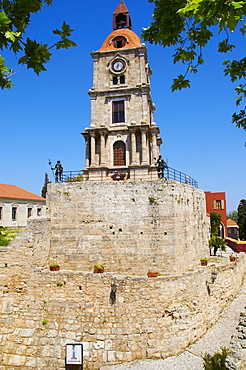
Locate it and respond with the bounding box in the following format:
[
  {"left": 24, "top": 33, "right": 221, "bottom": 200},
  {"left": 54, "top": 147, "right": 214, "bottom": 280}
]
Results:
[{"left": 112, "top": 59, "right": 125, "bottom": 72}]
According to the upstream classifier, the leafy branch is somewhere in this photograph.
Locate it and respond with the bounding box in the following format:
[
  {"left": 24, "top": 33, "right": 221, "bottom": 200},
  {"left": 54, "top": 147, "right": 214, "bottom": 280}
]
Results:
[
  {"left": 142, "top": 0, "right": 246, "bottom": 131},
  {"left": 0, "top": 1, "right": 77, "bottom": 89}
]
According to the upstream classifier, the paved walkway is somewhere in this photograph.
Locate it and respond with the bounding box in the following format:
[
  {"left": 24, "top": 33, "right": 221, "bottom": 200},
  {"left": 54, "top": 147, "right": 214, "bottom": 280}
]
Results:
[{"left": 106, "top": 251, "right": 246, "bottom": 370}]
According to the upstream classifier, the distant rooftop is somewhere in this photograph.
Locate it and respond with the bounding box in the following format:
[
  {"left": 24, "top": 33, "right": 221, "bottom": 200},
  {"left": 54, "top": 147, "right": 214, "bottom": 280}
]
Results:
[
  {"left": 0, "top": 184, "right": 45, "bottom": 201},
  {"left": 227, "top": 218, "right": 239, "bottom": 227}
]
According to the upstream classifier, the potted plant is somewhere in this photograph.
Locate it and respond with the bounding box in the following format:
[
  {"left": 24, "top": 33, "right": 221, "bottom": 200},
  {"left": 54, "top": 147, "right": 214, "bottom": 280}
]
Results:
[
  {"left": 200, "top": 258, "right": 208, "bottom": 266},
  {"left": 230, "top": 255, "right": 236, "bottom": 262},
  {"left": 49, "top": 263, "right": 60, "bottom": 271},
  {"left": 111, "top": 171, "right": 126, "bottom": 181},
  {"left": 147, "top": 271, "right": 158, "bottom": 277},
  {"left": 94, "top": 264, "right": 104, "bottom": 273}
]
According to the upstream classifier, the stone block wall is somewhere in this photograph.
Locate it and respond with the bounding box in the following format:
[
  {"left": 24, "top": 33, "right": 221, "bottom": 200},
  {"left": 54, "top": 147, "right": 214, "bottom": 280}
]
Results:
[
  {"left": 0, "top": 255, "right": 245, "bottom": 369},
  {"left": 45, "top": 180, "right": 209, "bottom": 275}
]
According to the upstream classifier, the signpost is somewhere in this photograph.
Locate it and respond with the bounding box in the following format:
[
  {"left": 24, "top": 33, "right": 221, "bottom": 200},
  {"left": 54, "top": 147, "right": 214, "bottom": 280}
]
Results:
[{"left": 65, "top": 344, "right": 83, "bottom": 370}]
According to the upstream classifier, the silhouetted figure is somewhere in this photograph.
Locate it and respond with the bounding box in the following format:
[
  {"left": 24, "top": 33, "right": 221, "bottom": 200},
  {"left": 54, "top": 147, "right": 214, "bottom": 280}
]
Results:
[
  {"left": 52, "top": 160, "right": 63, "bottom": 183},
  {"left": 157, "top": 155, "right": 167, "bottom": 179}
]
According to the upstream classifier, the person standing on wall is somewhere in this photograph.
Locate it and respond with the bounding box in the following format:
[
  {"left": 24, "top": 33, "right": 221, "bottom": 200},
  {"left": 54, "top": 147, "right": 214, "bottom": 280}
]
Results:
[
  {"left": 156, "top": 155, "right": 167, "bottom": 179},
  {"left": 52, "top": 160, "right": 63, "bottom": 183}
]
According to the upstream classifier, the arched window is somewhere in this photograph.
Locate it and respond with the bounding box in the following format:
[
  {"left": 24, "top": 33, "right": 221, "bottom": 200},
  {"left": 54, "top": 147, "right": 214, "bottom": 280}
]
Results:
[
  {"left": 113, "top": 141, "right": 126, "bottom": 166},
  {"left": 112, "top": 36, "right": 127, "bottom": 48}
]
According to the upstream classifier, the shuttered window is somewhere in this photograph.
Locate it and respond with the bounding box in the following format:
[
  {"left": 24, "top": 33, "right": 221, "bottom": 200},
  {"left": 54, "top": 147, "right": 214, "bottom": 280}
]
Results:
[
  {"left": 12, "top": 207, "right": 17, "bottom": 221},
  {"left": 112, "top": 101, "right": 125, "bottom": 123},
  {"left": 213, "top": 200, "right": 224, "bottom": 210},
  {"left": 113, "top": 141, "right": 126, "bottom": 166}
]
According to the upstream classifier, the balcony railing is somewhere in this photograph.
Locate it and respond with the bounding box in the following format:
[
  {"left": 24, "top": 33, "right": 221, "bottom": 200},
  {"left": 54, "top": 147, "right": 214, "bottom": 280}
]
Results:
[{"left": 56, "top": 167, "right": 198, "bottom": 188}]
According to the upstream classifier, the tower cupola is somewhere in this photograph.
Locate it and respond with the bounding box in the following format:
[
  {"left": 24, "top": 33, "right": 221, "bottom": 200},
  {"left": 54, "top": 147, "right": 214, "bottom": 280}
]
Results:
[{"left": 113, "top": 1, "right": 132, "bottom": 30}]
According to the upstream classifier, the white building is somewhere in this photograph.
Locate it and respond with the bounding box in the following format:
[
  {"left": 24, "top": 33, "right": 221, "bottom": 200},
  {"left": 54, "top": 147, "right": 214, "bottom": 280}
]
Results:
[{"left": 0, "top": 184, "right": 46, "bottom": 228}]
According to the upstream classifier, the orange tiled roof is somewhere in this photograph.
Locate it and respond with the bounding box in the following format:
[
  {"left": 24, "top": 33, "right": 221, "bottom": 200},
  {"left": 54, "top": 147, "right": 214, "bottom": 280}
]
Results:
[
  {"left": 227, "top": 218, "right": 238, "bottom": 227},
  {"left": 98, "top": 29, "right": 142, "bottom": 52},
  {"left": 0, "top": 184, "right": 45, "bottom": 201},
  {"left": 113, "top": 1, "right": 128, "bottom": 14}
]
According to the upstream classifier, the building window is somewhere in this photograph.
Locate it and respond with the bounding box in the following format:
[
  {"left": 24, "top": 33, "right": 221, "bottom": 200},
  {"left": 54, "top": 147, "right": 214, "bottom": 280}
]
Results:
[
  {"left": 113, "top": 141, "right": 126, "bottom": 166},
  {"left": 0, "top": 207, "right": 2, "bottom": 220},
  {"left": 37, "top": 208, "right": 42, "bottom": 216},
  {"left": 12, "top": 207, "right": 17, "bottom": 221},
  {"left": 27, "top": 208, "right": 32, "bottom": 218},
  {"left": 112, "top": 75, "right": 125, "bottom": 85},
  {"left": 112, "top": 100, "right": 125, "bottom": 123},
  {"left": 113, "top": 36, "right": 127, "bottom": 48},
  {"left": 120, "top": 75, "right": 125, "bottom": 84},
  {"left": 214, "top": 200, "right": 224, "bottom": 210}
]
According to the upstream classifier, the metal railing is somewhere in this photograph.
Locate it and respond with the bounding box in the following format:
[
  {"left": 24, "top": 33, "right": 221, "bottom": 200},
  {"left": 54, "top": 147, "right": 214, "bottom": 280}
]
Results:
[
  {"left": 60, "top": 171, "right": 85, "bottom": 182},
  {"left": 164, "top": 167, "right": 198, "bottom": 188},
  {"left": 57, "top": 168, "right": 198, "bottom": 188}
]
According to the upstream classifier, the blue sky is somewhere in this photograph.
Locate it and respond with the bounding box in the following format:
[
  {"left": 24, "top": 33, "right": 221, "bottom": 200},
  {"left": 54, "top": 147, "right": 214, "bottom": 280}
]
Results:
[{"left": 1, "top": 0, "right": 245, "bottom": 212}]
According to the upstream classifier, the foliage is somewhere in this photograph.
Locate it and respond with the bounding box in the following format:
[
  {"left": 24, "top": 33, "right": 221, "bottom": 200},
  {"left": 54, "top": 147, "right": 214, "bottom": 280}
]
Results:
[
  {"left": 210, "top": 212, "right": 222, "bottom": 236},
  {"left": 72, "top": 173, "right": 84, "bottom": 182},
  {"left": 49, "top": 263, "right": 59, "bottom": 267},
  {"left": 0, "top": 0, "right": 77, "bottom": 89},
  {"left": 200, "top": 257, "right": 208, "bottom": 263},
  {"left": 0, "top": 227, "right": 22, "bottom": 246},
  {"left": 142, "top": 0, "right": 246, "bottom": 131},
  {"left": 94, "top": 264, "right": 104, "bottom": 270},
  {"left": 227, "top": 210, "right": 238, "bottom": 222},
  {"left": 149, "top": 196, "right": 156, "bottom": 203},
  {"left": 209, "top": 235, "right": 226, "bottom": 256},
  {"left": 203, "top": 347, "right": 230, "bottom": 369},
  {"left": 111, "top": 171, "right": 126, "bottom": 179},
  {"left": 41, "top": 173, "right": 50, "bottom": 198},
  {"left": 238, "top": 199, "right": 246, "bottom": 239}
]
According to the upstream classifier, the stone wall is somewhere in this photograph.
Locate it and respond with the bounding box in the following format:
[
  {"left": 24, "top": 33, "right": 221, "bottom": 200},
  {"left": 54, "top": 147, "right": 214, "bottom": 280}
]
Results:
[
  {"left": 45, "top": 180, "right": 209, "bottom": 275},
  {"left": 0, "top": 255, "right": 245, "bottom": 369},
  {"left": 230, "top": 306, "right": 246, "bottom": 369}
]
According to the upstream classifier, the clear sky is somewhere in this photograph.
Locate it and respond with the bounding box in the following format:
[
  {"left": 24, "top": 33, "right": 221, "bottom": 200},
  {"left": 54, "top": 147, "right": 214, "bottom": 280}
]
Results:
[{"left": 1, "top": 0, "right": 245, "bottom": 212}]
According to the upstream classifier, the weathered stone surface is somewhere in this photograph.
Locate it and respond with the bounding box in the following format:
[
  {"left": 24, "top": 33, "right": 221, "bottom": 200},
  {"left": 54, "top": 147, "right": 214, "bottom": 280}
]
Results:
[
  {"left": 43, "top": 180, "right": 210, "bottom": 275},
  {"left": 0, "top": 255, "right": 245, "bottom": 369},
  {"left": 0, "top": 180, "right": 245, "bottom": 369}
]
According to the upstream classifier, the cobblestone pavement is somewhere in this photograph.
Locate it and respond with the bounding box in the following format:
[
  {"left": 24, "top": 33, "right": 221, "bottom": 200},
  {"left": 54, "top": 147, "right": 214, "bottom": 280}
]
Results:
[{"left": 103, "top": 250, "right": 246, "bottom": 370}]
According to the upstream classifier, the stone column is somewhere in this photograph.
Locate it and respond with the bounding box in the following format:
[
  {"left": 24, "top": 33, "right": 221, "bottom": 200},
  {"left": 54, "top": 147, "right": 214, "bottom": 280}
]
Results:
[
  {"left": 141, "top": 128, "right": 148, "bottom": 165},
  {"left": 150, "top": 129, "right": 158, "bottom": 165},
  {"left": 85, "top": 135, "right": 90, "bottom": 167},
  {"left": 90, "top": 132, "right": 96, "bottom": 166},
  {"left": 130, "top": 130, "right": 137, "bottom": 165},
  {"left": 139, "top": 48, "right": 146, "bottom": 84},
  {"left": 100, "top": 131, "right": 105, "bottom": 166}
]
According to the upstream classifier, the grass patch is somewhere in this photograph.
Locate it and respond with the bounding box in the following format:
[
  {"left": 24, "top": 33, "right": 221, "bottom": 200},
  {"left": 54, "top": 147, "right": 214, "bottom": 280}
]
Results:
[{"left": 0, "top": 227, "right": 23, "bottom": 246}]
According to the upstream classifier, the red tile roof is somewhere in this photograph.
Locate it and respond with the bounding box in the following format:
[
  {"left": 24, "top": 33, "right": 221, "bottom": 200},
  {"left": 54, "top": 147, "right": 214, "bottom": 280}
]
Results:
[
  {"left": 227, "top": 218, "right": 238, "bottom": 227},
  {"left": 0, "top": 184, "right": 45, "bottom": 201},
  {"left": 113, "top": 1, "right": 128, "bottom": 14},
  {"left": 98, "top": 29, "right": 142, "bottom": 52}
]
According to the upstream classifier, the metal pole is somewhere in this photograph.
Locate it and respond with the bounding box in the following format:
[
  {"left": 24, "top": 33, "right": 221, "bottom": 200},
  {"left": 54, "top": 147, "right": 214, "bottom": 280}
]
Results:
[{"left": 48, "top": 159, "right": 55, "bottom": 181}]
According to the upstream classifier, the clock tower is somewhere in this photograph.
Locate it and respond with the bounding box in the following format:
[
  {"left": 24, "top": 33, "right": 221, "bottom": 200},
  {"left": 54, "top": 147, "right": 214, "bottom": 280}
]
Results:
[{"left": 82, "top": 1, "right": 162, "bottom": 181}]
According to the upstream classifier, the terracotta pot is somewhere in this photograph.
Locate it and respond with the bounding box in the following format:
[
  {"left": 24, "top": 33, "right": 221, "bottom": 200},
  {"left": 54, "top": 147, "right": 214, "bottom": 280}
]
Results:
[
  {"left": 200, "top": 261, "right": 207, "bottom": 266},
  {"left": 230, "top": 256, "right": 236, "bottom": 262},
  {"left": 147, "top": 272, "right": 158, "bottom": 277},
  {"left": 50, "top": 265, "right": 60, "bottom": 271},
  {"left": 94, "top": 268, "right": 104, "bottom": 273}
]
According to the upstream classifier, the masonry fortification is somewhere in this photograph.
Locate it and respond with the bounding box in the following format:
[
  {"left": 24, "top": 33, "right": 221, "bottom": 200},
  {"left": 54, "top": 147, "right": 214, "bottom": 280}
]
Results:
[
  {"left": 0, "top": 179, "right": 245, "bottom": 369},
  {"left": 44, "top": 180, "right": 209, "bottom": 274}
]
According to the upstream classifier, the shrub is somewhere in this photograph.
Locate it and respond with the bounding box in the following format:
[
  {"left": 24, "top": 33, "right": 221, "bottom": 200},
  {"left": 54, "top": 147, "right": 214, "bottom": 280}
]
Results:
[{"left": 203, "top": 347, "right": 230, "bottom": 370}]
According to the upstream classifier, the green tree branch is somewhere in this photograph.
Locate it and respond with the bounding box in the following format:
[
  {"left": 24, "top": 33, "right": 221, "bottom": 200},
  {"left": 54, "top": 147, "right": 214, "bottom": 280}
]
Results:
[
  {"left": 0, "top": 1, "right": 77, "bottom": 89},
  {"left": 142, "top": 0, "right": 246, "bottom": 132}
]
